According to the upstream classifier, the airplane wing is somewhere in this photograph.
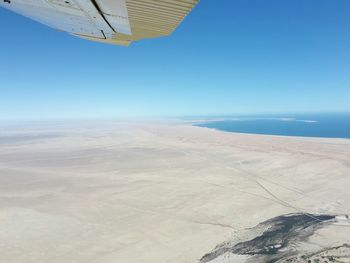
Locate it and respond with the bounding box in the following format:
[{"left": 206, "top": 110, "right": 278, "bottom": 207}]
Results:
[{"left": 0, "top": 0, "right": 200, "bottom": 46}]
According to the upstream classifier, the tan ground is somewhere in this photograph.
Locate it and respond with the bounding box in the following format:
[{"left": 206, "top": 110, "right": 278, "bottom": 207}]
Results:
[{"left": 0, "top": 121, "right": 349, "bottom": 263}]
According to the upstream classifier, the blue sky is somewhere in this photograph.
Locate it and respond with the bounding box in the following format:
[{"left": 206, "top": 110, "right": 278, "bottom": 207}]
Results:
[{"left": 0, "top": 0, "right": 350, "bottom": 120}]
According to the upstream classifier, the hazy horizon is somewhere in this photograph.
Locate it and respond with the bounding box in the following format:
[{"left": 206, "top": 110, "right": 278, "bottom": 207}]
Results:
[{"left": 1, "top": 111, "right": 350, "bottom": 123}]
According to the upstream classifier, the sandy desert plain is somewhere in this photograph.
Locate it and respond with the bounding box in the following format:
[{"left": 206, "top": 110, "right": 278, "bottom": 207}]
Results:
[{"left": 0, "top": 120, "right": 350, "bottom": 263}]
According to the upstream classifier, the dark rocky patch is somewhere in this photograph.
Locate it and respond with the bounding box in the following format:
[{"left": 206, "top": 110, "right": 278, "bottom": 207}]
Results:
[{"left": 200, "top": 213, "right": 336, "bottom": 263}]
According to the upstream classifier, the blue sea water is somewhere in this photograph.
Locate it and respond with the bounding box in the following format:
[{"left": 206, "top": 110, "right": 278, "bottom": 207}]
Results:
[{"left": 194, "top": 113, "right": 350, "bottom": 139}]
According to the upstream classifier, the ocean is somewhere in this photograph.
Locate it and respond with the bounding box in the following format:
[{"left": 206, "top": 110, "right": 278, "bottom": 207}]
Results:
[{"left": 194, "top": 113, "right": 350, "bottom": 139}]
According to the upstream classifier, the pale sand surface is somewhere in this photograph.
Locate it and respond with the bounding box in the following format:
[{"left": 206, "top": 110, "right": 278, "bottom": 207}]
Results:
[{"left": 0, "top": 121, "right": 350, "bottom": 262}]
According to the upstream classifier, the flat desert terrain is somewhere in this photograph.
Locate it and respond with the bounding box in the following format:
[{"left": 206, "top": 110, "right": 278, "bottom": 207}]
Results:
[{"left": 0, "top": 121, "right": 350, "bottom": 262}]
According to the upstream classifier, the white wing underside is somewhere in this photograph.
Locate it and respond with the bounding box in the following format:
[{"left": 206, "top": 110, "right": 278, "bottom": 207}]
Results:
[
  {"left": 0, "top": 0, "right": 131, "bottom": 39},
  {"left": 0, "top": 0, "right": 200, "bottom": 46}
]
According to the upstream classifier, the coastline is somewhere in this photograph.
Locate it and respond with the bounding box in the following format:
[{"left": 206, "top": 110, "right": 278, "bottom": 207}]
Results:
[
  {"left": 192, "top": 123, "right": 350, "bottom": 145},
  {"left": 191, "top": 114, "right": 350, "bottom": 140}
]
